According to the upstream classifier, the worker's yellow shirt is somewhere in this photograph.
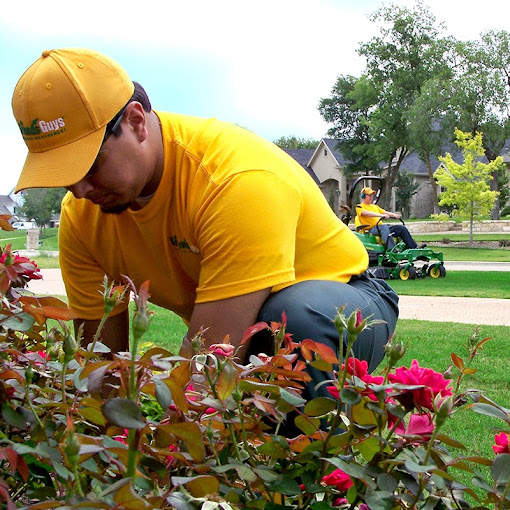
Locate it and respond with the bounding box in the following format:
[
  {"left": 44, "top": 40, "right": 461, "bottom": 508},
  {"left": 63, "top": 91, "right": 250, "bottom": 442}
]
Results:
[
  {"left": 59, "top": 112, "right": 368, "bottom": 321},
  {"left": 355, "top": 203, "right": 385, "bottom": 231}
]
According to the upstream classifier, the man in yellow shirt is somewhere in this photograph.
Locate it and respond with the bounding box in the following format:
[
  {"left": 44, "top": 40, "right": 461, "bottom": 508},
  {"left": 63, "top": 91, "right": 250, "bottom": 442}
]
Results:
[
  {"left": 12, "top": 48, "right": 398, "bottom": 398},
  {"left": 356, "top": 187, "right": 422, "bottom": 250}
]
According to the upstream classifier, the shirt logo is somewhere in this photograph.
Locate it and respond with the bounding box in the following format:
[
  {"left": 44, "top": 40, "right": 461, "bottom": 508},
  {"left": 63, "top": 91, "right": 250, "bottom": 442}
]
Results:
[{"left": 170, "top": 235, "right": 200, "bottom": 254}]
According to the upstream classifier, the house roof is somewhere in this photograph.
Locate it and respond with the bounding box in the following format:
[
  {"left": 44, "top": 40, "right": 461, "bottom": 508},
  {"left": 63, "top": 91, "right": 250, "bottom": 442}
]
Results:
[
  {"left": 322, "top": 139, "right": 347, "bottom": 165},
  {"left": 281, "top": 148, "right": 321, "bottom": 184},
  {"left": 0, "top": 195, "right": 16, "bottom": 214}
]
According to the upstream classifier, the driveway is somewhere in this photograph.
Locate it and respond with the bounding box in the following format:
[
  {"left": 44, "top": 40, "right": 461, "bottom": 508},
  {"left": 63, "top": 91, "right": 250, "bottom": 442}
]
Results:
[{"left": 25, "top": 265, "right": 510, "bottom": 327}]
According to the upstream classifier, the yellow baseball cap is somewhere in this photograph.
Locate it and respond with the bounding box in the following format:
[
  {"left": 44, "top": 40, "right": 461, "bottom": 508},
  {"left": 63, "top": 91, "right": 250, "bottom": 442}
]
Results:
[
  {"left": 12, "top": 48, "right": 135, "bottom": 192},
  {"left": 361, "top": 187, "right": 377, "bottom": 195}
]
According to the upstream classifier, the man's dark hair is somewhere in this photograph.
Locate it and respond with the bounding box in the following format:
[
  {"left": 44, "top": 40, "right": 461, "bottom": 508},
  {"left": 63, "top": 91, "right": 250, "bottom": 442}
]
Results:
[{"left": 105, "top": 81, "right": 152, "bottom": 137}]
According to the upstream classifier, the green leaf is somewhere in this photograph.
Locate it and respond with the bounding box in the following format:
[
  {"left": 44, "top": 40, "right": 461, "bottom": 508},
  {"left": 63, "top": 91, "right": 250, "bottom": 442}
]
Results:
[
  {"left": 295, "top": 414, "right": 320, "bottom": 435},
  {"left": 154, "top": 378, "right": 172, "bottom": 410},
  {"left": 239, "top": 380, "right": 280, "bottom": 395},
  {"left": 101, "top": 398, "right": 146, "bottom": 429},
  {"left": 311, "top": 503, "right": 334, "bottom": 510},
  {"left": 405, "top": 459, "right": 436, "bottom": 473},
  {"left": 216, "top": 361, "right": 238, "bottom": 400},
  {"left": 304, "top": 397, "right": 337, "bottom": 417},
  {"left": 471, "top": 402, "right": 510, "bottom": 421},
  {"left": 279, "top": 388, "right": 306, "bottom": 406},
  {"left": 2, "top": 404, "right": 30, "bottom": 429},
  {"left": 267, "top": 476, "right": 302, "bottom": 495},
  {"left": 357, "top": 436, "right": 380, "bottom": 462},
  {"left": 365, "top": 490, "right": 395, "bottom": 510},
  {"left": 252, "top": 466, "right": 280, "bottom": 482},
  {"left": 377, "top": 473, "right": 398, "bottom": 492},
  {"left": 235, "top": 464, "right": 258, "bottom": 482},
  {"left": 1, "top": 312, "right": 36, "bottom": 332},
  {"left": 492, "top": 454, "right": 510, "bottom": 485},
  {"left": 257, "top": 442, "right": 288, "bottom": 459},
  {"left": 325, "top": 457, "right": 365, "bottom": 480},
  {"left": 340, "top": 387, "right": 361, "bottom": 405}
]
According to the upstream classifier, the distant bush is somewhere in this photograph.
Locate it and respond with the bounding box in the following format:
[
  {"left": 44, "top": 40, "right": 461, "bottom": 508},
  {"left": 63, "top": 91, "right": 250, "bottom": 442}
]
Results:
[{"left": 430, "top": 213, "right": 451, "bottom": 222}]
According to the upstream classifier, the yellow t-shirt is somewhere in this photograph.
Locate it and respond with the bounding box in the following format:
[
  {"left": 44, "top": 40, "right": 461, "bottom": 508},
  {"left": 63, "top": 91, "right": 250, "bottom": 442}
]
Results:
[
  {"left": 59, "top": 112, "right": 368, "bottom": 321},
  {"left": 355, "top": 203, "right": 385, "bottom": 231}
]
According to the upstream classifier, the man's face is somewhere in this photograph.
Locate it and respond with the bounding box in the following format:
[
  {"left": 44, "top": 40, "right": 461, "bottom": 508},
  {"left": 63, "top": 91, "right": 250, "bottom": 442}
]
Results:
[
  {"left": 364, "top": 193, "right": 375, "bottom": 204},
  {"left": 66, "top": 119, "right": 150, "bottom": 214}
]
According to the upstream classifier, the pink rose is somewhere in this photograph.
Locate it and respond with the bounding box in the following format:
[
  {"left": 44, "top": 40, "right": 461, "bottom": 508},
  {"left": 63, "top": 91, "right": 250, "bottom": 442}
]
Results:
[
  {"left": 395, "top": 413, "right": 434, "bottom": 438},
  {"left": 493, "top": 432, "right": 510, "bottom": 455},
  {"left": 388, "top": 359, "right": 452, "bottom": 410},
  {"left": 209, "top": 343, "right": 235, "bottom": 357},
  {"left": 322, "top": 468, "right": 354, "bottom": 492}
]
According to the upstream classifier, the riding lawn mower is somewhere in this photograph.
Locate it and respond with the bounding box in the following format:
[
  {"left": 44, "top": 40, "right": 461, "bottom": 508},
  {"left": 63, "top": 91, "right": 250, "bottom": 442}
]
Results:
[{"left": 341, "top": 176, "right": 446, "bottom": 280}]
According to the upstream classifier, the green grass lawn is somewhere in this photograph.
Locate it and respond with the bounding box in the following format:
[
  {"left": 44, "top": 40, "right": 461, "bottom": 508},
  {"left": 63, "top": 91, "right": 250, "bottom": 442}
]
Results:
[
  {"left": 2, "top": 227, "right": 59, "bottom": 252},
  {"left": 387, "top": 270, "right": 510, "bottom": 298}
]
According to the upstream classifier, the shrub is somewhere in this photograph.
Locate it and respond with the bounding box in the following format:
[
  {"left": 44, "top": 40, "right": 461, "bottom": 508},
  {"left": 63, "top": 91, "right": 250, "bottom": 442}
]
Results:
[{"left": 1, "top": 217, "right": 510, "bottom": 509}]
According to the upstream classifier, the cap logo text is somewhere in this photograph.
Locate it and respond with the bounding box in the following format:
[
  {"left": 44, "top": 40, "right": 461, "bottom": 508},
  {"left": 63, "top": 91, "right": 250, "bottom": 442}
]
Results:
[{"left": 17, "top": 117, "right": 66, "bottom": 139}]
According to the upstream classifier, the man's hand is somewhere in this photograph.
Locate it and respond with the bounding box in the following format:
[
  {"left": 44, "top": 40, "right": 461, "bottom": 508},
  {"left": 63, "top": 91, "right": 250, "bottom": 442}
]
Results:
[{"left": 187, "top": 288, "right": 271, "bottom": 361}]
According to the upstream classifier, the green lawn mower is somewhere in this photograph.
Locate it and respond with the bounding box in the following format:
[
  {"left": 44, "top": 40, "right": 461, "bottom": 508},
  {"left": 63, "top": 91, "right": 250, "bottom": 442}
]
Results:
[{"left": 341, "top": 176, "right": 446, "bottom": 280}]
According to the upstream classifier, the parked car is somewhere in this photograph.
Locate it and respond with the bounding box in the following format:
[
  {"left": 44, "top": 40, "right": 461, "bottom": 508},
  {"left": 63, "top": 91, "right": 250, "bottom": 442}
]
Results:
[{"left": 12, "top": 221, "right": 37, "bottom": 229}]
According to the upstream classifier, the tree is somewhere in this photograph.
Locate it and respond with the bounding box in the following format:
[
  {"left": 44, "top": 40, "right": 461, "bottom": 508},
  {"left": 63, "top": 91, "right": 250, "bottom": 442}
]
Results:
[
  {"left": 319, "top": 1, "right": 453, "bottom": 209},
  {"left": 451, "top": 30, "right": 510, "bottom": 218},
  {"left": 395, "top": 170, "right": 419, "bottom": 219},
  {"left": 273, "top": 136, "right": 319, "bottom": 149},
  {"left": 19, "top": 188, "right": 67, "bottom": 230},
  {"left": 434, "top": 129, "right": 500, "bottom": 245}
]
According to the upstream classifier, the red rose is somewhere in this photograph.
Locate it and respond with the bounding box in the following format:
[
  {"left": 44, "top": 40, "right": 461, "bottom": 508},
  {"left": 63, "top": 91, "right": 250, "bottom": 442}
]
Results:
[
  {"left": 493, "top": 432, "right": 510, "bottom": 455},
  {"left": 322, "top": 469, "right": 354, "bottom": 492},
  {"left": 388, "top": 359, "right": 452, "bottom": 410},
  {"left": 395, "top": 412, "right": 434, "bottom": 438}
]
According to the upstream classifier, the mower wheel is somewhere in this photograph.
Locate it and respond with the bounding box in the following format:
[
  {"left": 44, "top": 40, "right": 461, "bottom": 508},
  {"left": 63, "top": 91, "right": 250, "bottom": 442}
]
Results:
[
  {"left": 399, "top": 266, "right": 417, "bottom": 280},
  {"left": 428, "top": 264, "right": 446, "bottom": 278}
]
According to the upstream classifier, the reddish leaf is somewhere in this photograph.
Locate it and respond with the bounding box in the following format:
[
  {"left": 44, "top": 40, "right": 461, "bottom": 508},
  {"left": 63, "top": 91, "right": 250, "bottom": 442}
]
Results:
[
  {"left": 451, "top": 353, "right": 464, "bottom": 371},
  {"left": 166, "top": 422, "right": 205, "bottom": 462},
  {"left": 301, "top": 339, "right": 339, "bottom": 364},
  {"left": 185, "top": 475, "right": 220, "bottom": 498},
  {"left": 113, "top": 481, "right": 152, "bottom": 509},
  {"left": 241, "top": 322, "right": 269, "bottom": 344},
  {"left": 19, "top": 296, "right": 68, "bottom": 309},
  {"left": 165, "top": 379, "right": 188, "bottom": 413}
]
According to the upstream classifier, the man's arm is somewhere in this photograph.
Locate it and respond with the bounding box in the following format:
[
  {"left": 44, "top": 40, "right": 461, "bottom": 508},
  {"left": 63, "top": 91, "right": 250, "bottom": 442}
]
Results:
[
  {"left": 187, "top": 288, "right": 271, "bottom": 361},
  {"left": 74, "top": 309, "right": 130, "bottom": 353}
]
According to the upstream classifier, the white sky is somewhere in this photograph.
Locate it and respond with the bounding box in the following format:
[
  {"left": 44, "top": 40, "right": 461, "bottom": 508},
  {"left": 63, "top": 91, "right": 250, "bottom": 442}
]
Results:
[{"left": 1, "top": 0, "right": 509, "bottom": 195}]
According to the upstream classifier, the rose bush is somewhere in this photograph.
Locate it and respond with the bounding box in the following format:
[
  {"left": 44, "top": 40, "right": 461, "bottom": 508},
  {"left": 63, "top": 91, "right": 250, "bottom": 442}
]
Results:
[{"left": 0, "top": 218, "right": 509, "bottom": 509}]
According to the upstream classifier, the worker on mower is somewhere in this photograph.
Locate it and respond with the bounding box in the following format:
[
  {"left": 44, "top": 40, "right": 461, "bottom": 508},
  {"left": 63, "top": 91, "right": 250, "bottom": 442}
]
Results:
[{"left": 355, "top": 187, "right": 423, "bottom": 251}]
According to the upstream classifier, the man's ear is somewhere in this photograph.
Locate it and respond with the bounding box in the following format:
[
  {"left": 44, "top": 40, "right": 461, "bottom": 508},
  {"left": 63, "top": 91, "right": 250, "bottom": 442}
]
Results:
[{"left": 124, "top": 101, "right": 147, "bottom": 141}]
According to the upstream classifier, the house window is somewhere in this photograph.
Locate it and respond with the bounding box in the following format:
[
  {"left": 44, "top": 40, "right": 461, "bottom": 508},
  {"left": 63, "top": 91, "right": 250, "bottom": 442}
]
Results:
[{"left": 324, "top": 148, "right": 328, "bottom": 157}]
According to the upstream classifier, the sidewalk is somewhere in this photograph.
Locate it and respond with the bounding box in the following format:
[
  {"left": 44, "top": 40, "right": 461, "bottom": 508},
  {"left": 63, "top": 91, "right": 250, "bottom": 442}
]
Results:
[{"left": 25, "top": 268, "right": 510, "bottom": 326}]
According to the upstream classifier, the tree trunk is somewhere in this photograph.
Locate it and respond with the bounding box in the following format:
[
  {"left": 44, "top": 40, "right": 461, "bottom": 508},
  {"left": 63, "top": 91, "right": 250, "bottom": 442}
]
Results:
[
  {"left": 424, "top": 153, "right": 440, "bottom": 214},
  {"left": 382, "top": 149, "right": 408, "bottom": 210},
  {"left": 469, "top": 212, "right": 474, "bottom": 246},
  {"left": 489, "top": 170, "right": 500, "bottom": 220},
  {"left": 485, "top": 147, "right": 500, "bottom": 220}
]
